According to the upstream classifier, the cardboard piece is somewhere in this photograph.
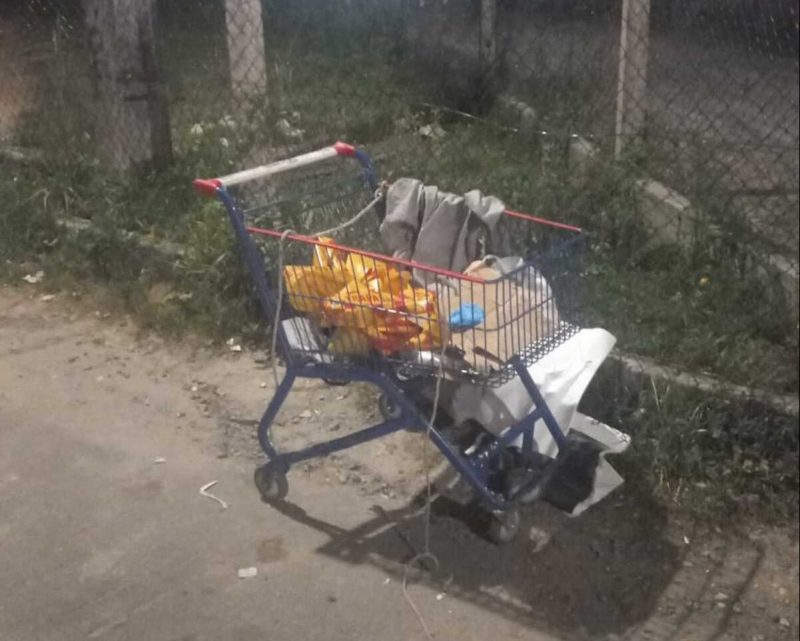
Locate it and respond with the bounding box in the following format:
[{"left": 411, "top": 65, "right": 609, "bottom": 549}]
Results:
[{"left": 438, "top": 259, "right": 560, "bottom": 371}]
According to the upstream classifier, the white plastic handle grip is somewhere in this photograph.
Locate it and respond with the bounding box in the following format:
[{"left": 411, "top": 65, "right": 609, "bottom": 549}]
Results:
[{"left": 193, "top": 142, "right": 356, "bottom": 197}]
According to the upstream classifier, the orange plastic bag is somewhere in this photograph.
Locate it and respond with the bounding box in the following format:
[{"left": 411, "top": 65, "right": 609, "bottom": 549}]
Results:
[
  {"left": 283, "top": 237, "right": 352, "bottom": 316},
  {"left": 284, "top": 238, "right": 446, "bottom": 354}
]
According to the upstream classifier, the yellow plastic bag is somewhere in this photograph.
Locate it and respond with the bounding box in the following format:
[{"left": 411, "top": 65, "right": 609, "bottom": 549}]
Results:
[
  {"left": 283, "top": 264, "right": 348, "bottom": 315},
  {"left": 283, "top": 237, "right": 352, "bottom": 316},
  {"left": 283, "top": 237, "right": 446, "bottom": 355},
  {"left": 323, "top": 264, "right": 445, "bottom": 354}
]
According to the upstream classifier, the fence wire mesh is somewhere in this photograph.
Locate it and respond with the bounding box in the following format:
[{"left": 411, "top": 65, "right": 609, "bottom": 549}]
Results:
[{"left": 1, "top": 0, "right": 798, "bottom": 514}]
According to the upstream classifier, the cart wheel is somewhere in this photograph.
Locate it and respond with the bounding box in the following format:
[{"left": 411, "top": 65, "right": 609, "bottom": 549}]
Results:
[
  {"left": 378, "top": 393, "right": 403, "bottom": 421},
  {"left": 254, "top": 464, "right": 288, "bottom": 503},
  {"left": 487, "top": 506, "right": 521, "bottom": 545},
  {"left": 323, "top": 378, "right": 349, "bottom": 387}
]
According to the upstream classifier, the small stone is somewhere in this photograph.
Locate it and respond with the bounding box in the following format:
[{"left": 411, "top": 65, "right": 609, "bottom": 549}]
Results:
[
  {"left": 778, "top": 618, "right": 790, "bottom": 628},
  {"left": 713, "top": 592, "right": 729, "bottom": 602},
  {"left": 237, "top": 567, "right": 258, "bottom": 579},
  {"left": 528, "top": 527, "right": 551, "bottom": 553},
  {"left": 153, "top": 457, "right": 167, "bottom": 464},
  {"left": 298, "top": 410, "right": 313, "bottom": 419}
]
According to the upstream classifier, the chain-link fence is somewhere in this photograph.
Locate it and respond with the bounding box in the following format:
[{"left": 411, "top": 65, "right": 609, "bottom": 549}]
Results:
[{"left": 1, "top": 0, "right": 798, "bottom": 514}]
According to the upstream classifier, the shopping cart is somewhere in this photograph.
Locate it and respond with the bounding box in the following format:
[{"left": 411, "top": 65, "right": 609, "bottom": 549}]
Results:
[{"left": 193, "top": 143, "right": 587, "bottom": 543}]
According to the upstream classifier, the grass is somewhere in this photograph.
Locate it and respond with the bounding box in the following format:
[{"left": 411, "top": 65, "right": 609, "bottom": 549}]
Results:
[
  {"left": 1, "top": 1, "right": 797, "bottom": 522},
  {"left": 582, "top": 359, "right": 799, "bottom": 523}
]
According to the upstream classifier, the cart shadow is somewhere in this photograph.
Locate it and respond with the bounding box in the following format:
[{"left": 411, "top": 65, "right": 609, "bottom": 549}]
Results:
[{"left": 268, "top": 484, "right": 682, "bottom": 638}]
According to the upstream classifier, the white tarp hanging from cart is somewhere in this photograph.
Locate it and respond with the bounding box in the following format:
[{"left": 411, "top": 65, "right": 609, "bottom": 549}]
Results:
[{"left": 448, "top": 328, "right": 630, "bottom": 516}]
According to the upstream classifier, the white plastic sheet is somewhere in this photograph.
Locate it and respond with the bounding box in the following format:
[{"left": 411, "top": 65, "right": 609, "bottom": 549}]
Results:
[{"left": 448, "top": 328, "right": 629, "bottom": 514}]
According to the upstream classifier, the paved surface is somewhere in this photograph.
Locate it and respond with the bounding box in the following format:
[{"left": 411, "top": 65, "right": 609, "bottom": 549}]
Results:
[
  {"left": 0, "top": 288, "right": 557, "bottom": 641},
  {"left": 1, "top": 285, "right": 797, "bottom": 641}
]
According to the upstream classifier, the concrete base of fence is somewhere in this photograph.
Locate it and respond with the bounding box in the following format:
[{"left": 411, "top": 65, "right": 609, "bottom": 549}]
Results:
[
  {"left": 610, "top": 351, "right": 799, "bottom": 417},
  {"left": 563, "top": 137, "right": 798, "bottom": 320},
  {"left": 565, "top": 138, "right": 698, "bottom": 246},
  {"left": 635, "top": 178, "right": 697, "bottom": 246}
]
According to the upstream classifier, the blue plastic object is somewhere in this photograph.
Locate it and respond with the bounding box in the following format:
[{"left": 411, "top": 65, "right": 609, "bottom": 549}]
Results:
[{"left": 449, "top": 303, "right": 484, "bottom": 330}]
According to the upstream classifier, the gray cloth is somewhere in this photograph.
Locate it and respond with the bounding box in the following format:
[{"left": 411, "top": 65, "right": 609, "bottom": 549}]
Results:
[{"left": 380, "top": 178, "right": 510, "bottom": 273}]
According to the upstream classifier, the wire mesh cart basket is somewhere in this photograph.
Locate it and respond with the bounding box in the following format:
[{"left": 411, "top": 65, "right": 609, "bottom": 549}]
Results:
[{"left": 194, "top": 143, "right": 587, "bottom": 543}]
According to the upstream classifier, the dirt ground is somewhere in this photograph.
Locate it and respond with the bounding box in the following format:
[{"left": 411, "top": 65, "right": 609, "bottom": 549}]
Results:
[{"left": 1, "top": 283, "right": 798, "bottom": 641}]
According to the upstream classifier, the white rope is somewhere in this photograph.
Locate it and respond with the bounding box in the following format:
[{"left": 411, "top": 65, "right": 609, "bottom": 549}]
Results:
[
  {"left": 199, "top": 480, "right": 228, "bottom": 510},
  {"left": 265, "top": 187, "right": 444, "bottom": 639},
  {"left": 401, "top": 337, "right": 447, "bottom": 641},
  {"left": 269, "top": 191, "right": 384, "bottom": 387}
]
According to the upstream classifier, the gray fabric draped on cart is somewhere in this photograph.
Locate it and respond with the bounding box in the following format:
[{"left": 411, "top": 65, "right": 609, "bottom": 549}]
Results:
[{"left": 380, "top": 178, "right": 511, "bottom": 273}]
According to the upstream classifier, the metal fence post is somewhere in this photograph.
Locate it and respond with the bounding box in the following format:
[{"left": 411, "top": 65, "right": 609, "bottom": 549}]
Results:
[
  {"left": 224, "top": 0, "right": 269, "bottom": 101},
  {"left": 480, "top": 0, "right": 498, "bottom": 80},
  {"left": 614, "top": 0, "right": 651, "bottom": 157},
  {"left": 83, "top": 0, "right": 172, "bottom": 170}
]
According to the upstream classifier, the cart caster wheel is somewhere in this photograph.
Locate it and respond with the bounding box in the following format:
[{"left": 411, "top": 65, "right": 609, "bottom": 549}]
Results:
[
  {"left": 487, "top": 506, "right": 520, "bottom": 545},
  {"left": 323, "top": 378, "right": 349, "bottom": 387},
  {"left": 254, "top": 464, "right": 288, "bottom": 503},
  {"left": 378, "top": 393, "right": 403, "bottom": 421}
]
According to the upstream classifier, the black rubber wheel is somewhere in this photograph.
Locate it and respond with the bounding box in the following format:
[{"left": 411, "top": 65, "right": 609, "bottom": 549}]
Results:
[
  {"left": 487, "top": 506, "right": 521, "bottom": 545},
  {"left": 322, "top": 378, "right": 349, "bottom": 387},
  {"left": 254, "top": 464, "right": 289, "bottom": 503},
  {"left": 378, "top": 393, "right": 403, "bottom": 421}
]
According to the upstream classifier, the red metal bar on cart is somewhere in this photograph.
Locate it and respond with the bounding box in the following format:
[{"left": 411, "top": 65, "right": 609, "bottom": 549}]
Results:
[
  {"left": 246, "top": 226, "right": 487, "bottom": 284},
  {"left": 503, "top": 209, "right": 583, "bottom": 233}
]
